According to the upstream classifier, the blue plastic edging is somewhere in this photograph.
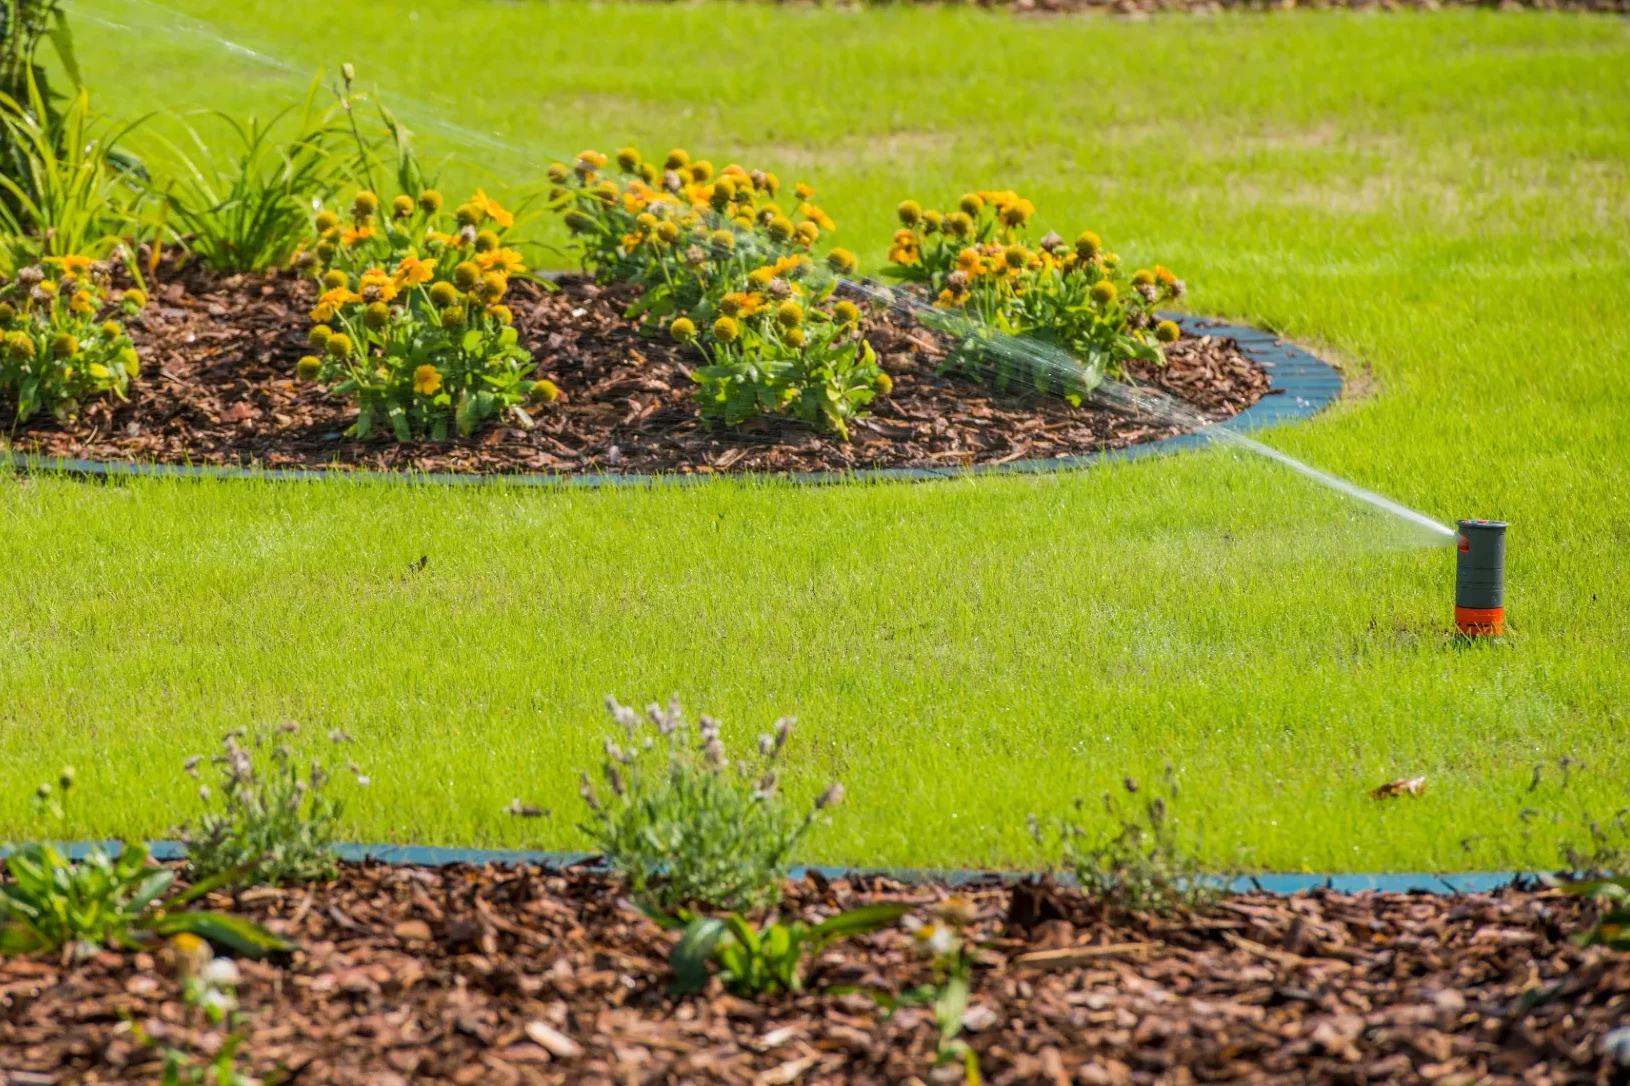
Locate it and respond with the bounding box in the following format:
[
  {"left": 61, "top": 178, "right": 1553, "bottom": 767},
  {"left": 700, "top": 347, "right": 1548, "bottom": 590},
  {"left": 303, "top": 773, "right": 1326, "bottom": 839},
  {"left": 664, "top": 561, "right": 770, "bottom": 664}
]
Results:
[
  {"left": 0, "top": 314, "right": 1341, "bottom": 489},
  {"left": 19, "top": 840, "right": 1541, "bottom": 897}
]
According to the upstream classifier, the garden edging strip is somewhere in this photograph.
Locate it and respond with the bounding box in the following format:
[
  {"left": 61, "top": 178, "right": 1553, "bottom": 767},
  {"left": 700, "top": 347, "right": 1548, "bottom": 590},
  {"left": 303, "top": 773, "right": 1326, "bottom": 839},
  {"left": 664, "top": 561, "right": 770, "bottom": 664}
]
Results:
[
  {"left": 21, "top": 841, "right": 1535, "bottom": 896},
  {"left": 0, "top": 313, "right": 1341, "bottom": 488}
]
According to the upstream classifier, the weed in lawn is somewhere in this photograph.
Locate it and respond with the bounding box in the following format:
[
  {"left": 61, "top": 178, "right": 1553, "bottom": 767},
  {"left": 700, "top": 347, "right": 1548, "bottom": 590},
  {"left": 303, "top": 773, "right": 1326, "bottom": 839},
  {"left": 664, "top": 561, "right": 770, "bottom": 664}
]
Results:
[
  {"left": 175, "top": 723, "right": 365, "bottom": 888},
  {"left": 565, "top": 696, "right": 842, "bottom": 912},
  {"left": 1031, "top": 768, "right": 1230, "bottom": 916}
]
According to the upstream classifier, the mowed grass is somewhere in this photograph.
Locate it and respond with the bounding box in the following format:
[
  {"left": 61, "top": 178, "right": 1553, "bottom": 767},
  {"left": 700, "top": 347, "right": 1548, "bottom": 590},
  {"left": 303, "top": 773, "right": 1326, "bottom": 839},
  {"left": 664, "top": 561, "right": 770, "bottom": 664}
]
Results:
[{"left": 0, "top": 0, "right": 1626, "bottom": 871}]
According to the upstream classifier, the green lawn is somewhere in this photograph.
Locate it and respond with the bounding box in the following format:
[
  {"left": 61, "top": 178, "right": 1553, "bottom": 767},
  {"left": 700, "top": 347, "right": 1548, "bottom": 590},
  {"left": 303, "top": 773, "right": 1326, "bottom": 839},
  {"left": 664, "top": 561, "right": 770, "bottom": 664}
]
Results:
[{"left": 2, "top": 0, "right": 1627, "bottom": 872}]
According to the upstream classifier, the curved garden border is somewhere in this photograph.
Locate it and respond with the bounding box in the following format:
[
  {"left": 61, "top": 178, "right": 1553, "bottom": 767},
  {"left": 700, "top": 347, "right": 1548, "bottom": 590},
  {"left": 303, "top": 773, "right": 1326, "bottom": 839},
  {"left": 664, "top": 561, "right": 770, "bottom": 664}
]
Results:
[{"left": 0, "top": 314, "right": 1341, "bottom": 487}]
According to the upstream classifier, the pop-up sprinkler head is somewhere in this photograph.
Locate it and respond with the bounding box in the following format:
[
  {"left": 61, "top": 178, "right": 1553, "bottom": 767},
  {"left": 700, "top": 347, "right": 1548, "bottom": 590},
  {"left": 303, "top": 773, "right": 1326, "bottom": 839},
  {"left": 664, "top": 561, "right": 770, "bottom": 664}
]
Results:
[{"left": 1455, "top": 520, "right": 1507, "bottom": 636}]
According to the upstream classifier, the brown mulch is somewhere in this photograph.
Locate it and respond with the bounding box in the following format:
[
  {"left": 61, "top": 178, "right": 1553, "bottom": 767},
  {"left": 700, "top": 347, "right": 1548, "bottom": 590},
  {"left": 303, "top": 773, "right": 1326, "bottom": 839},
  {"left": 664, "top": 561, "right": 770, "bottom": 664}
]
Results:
[
  {"left": 2, "top": 867, "right": 1626, "bottom": 1085},
  {"left": 0, "top": 267, "right": 1271, "bottom": 479}
]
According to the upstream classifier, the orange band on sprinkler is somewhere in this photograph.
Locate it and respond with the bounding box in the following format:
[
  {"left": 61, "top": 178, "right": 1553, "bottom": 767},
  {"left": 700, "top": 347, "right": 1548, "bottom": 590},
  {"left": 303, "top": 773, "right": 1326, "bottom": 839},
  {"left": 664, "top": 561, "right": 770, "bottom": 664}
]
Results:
[{"left": 1454, "top": 606, "right": 1504, "bottom": 635}]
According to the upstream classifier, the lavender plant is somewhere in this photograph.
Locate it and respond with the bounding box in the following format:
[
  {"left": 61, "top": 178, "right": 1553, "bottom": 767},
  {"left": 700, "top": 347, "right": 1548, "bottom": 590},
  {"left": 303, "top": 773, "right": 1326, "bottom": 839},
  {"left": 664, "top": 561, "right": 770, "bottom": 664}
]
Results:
[
  {"left": 176, "top": 723, "right": 367, "bottom": 887},
  {"left": 565, "top": 696, "right": 843, "bottom": 912},
  {"left": 1030, "top": 767, "right": 1228, "bottom": 916}
]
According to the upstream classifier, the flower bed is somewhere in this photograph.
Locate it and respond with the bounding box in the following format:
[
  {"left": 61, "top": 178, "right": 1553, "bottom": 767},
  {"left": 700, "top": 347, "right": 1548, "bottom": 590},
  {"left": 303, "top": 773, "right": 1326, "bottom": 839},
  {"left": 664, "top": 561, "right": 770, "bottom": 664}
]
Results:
[
  {"left": 0, "top": 264, "right": 1272, "bottom": 478},
  {"left": 0, "top": 863, "right": 1621, "bottom": 1084}
]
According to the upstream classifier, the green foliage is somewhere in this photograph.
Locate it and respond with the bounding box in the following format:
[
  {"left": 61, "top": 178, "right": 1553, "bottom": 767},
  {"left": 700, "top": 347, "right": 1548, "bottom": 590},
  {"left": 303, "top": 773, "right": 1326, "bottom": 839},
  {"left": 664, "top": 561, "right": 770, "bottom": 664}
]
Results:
[
  {"left": 0, "top": 71, "right": 149, "bottom": 268},
  {"left": 883, "top": 191, "right": 1182, "bottom": 399},
  {"left": 0, "top": 255, "right": 143, "bottom": 422},
  {"left": 548, "top": 145, "right": 888, "bottom": 438},
  {"left": 851, "top": 898, "right": 982, "bottom": 1083},
  {"left": 571, "top": 696, "right": 844, "bottom": 912},
  {"left": 651, "top": 902, "right": 907, "bottom": 997},
  {"left": 1, "top": 767, "right": 290, "bottom": 958},
  {"left": 1031, "top": 768, "right": 1227, "bottom": 916},
  {"left": 160, "top": 82, "right": 347, "bottom": 273},
  {"left": 131, "top": 954, "right": 260, "bottom": 1085},
  {"left": 176, "top": 724, "right": 365, "bottom": 887},
  {"left": 687, "top": 294, "right": 883, "bottom": 440}
]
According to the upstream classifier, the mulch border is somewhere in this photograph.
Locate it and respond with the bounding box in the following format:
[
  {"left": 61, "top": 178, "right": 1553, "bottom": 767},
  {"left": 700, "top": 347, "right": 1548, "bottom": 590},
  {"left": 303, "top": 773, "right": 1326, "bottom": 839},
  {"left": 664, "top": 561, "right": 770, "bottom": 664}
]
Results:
[
  {"left": 0, "top": 313, "right": 1341, "bottom": 489},
  {"left": 23, "top": 842, "right": 1537, "bottom": 897}
]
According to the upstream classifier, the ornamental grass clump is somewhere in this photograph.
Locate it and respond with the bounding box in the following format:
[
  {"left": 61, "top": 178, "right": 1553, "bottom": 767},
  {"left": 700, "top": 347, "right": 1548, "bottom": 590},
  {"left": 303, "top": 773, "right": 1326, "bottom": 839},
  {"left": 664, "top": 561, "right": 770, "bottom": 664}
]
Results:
[
  {"left": 293, "top": 183, "right": 549, "bottom": 440},
  {"left": 0, "top": 253, "right": 144, "bottom": 422},
  {"left": 548, "top": 146, "right": 888, "bottom": 439},
  {"left": 175, "top": 722, "right": 368, "bottom": 888},
  {"left": 572, "top": 696, "right": 844, "bottom": 912},
  {"left": 883, "top": 190, "right": 1185, "bottom": 402}
]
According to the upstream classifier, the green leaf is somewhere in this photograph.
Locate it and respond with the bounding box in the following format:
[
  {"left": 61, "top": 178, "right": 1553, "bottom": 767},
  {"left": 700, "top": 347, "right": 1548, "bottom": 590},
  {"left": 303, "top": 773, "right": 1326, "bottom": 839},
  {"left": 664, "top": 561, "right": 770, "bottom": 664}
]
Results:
[
  {"left": 0, "top": 921, "right": 51, "bottom": 956},
  {"left": 149, "top": 911, "right": 291, "bottom": 958},
  {"left": 671, "top": 917, "right": 727, "bottom": 994},
  {"left": 461, "top": 329, "right": 484, "bottom": 352},
  {"left": 810, "top": 903, "right": 910, "bottom": 943}
]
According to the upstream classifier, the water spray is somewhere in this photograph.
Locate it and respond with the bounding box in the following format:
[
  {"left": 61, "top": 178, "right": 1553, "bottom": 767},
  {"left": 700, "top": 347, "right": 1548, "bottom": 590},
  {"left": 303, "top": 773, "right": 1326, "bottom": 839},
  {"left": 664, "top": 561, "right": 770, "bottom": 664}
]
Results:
[{"left": 1454, "top": 520, "right": 1507, "bottom": 637}]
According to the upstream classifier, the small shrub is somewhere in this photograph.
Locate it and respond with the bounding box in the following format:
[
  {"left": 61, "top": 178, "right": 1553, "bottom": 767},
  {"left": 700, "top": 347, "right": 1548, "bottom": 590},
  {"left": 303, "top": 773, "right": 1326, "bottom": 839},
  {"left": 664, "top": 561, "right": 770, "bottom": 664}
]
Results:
[
  {"left": 654, "top": 903, "right": 908, "bottom": 997},
  {"left": 294, "top": 184, "right": 546, "bottom": 440},
  {"left": 883, "top": 190, "right": 1185, "bottom": 400},
  {"left": 0, "top": 253, "right": 144, "bottom": 422},
  {"left": 569, "top": 695, "right": 843, "bottom": 912},
  {"left": 175, "top": 723, "right": 366, "bottom": 887},
  {"left": 1, "top": 768, "right": 290, "bottom": 958},
  {"left": 1030, "top": 767, "right": 1227, "bottom": 915},
  {"left": 548, "top": 146, "right": 888, "bottom": 438}
]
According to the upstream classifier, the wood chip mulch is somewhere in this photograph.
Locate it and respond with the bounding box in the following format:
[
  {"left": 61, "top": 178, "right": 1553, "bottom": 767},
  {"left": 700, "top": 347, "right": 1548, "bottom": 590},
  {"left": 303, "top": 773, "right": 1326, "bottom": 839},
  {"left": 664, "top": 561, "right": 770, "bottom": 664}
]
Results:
[
  {"left": 2, "top": 867, "right": 1626, "bottom": 1085},
  {"left": 0, "top": 267, "right": 1272, "bottom": 479}
]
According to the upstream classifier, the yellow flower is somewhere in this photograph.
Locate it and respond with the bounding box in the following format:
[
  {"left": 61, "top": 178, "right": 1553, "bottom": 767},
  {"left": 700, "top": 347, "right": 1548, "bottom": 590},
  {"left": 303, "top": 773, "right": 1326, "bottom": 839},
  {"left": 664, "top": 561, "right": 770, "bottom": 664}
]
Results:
[
  {"left": 342, "top": 224, "right": 373, "bottom": 246},
  {"left": 359, "top": 268, "right": 399, "bottom": 303},
  {"left": 323, "top": 270, "right": 350, "bottom": 290},
  {"left": 469, "top": 189, "right": 514, "bottom": 228},
  {"left": 418, "top": 190, "right": 444, "bottom": 214},
  {"left": 1075, "top": 231, "right": 1101, "bottom": 257},
  {"left": 477, "top": 271, "right": 508, "bottom": 301},
  {"left": 413, "top": 364, "right": 442, "bottom": 395},
  {"left": 315, "top": 210, "right": 340, "bottom": 233},
  {"left": 429, "top": 281, "right": 459, "bottom": 307},
  {"left": 533, "top": 378, "right": 561, "bottom": 402},
  {"left": 833, "top": 299, "right": 860, "bottom": 325},
  {"left": 88, "top": 362, "right": 110, "bottom": 379},
  {"left": 747, "top": 266, "right": 775, "bottom": 287},
  {"left": 487, "top": 303, "right": 514, "bottom": 325},
  {"left": 352, "top": 191, "right": 380, "bottom": 219},
  {"left": 999, "top": 198, "right": 1035, "bottom": 227},
  {"left": 325, "top": 332, "right": 353, "bottom": 357},
  {"left": 775, "top": 300, "right": 803, "bottom": 328},
  {"left": 5, "top": 332, "right": 34, "bottom": 358},
  {"left": 296, "top": 355, "right": 322, "bottom": 380},
  {"left": 310, "top": 325, "right": 333, "bottom": 347},
  {"left": 772, "top": 254, "right": 808, "bottom": 276},
  {"left": 392, "top": 194, "right": 415, "bottom": 219},
  {"left": 474, "top": 229, "right": 501, "bottom": 252},
  {"left": 453, "top": 262, "right": 482, "bottom": 291},
  {"left": 794, "top": 183, "right": 814, "bottom": 200},
  {"left": 656, "top": 221, "right": 680, "bottom": 244},
  {"left": 395, "top": 255, "right": 435, "bottom": 286},
  {"left": 52, "top": 332, "right": 79, "bottom": 357},
  {"left": 689, "top": 159, "right": 715, "bottom": 183},
  {"left": 783, "top": 325, "right": 805, "bottom": 348},
  {"left": 794, "top": 221, "right": 819, "bottom": 246},
  {"left": 897, "top": 199, "right": 922, "bottom": 226},
  {"left": 51, "top": 254, "right": 94, "bottom": 277},
  {"left": 1155, "top": 319, "right": 1181, "bottom": 344},
  {"left": 875, "top": 371, "right": 893, "bottom": 396},
  {"left": 958, "top": 193, "right": 984, "bottom": 216},
  {"left": 826, "top": 248, "right": 857, "bottom": 274},
  {"left": 955, "top": 247, "right": 981, "bottom": 272},
  {"left": 364, "top": 301, "right": 391, "bottom": 330},
  {"left": 664, "top": 148, "right": 690, "bottom": 170},
  {"left": 1091, "top": 280, "right": 1118, "bottom": 305},
  {"left": 69, "top": 290, "right": 96, "bottom": 314},
  {"left": 616, "top": 147, "right": 640, "bottom": 172},
  {"left": 712, "top": 316, "right": 739, "bottom": 343},
  {"left": 670, "top": 317, "right": 696, "bottom": 342},
  {"left": 799, "top": 203, "right": 837, "bottom": 232},
  {"left": 1132, "top": 268, "right": 1156, "bottom": 287},
  {"left": 477, "top": 247, "right": 526, "bottom": 276}
]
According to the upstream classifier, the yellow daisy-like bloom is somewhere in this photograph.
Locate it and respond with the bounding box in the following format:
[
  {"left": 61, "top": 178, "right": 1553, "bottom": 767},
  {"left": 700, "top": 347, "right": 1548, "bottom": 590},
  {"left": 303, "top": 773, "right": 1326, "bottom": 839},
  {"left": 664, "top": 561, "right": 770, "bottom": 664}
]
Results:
[
  {"left": 51, "top": 333, "right": 78, "bottom": 357},
  {"left": 315, "top": 210, "right": 340, "bottom": 233},
  {"left": 0, "top": 301, "right": 14, "bottom": 322},
  {"left": 51, "top": 254, "right": 94, "bottom": 278},
  {"left": 794, "top": 183, "right": 814, "bottom": 200},
  {"left": 395, "top": 255, "right": 435, "bottom": 286},
  {"left": 620, "top": 233, "right": 643, "bottom": 253},
  {"left": 413, "top": 364, "right": 442, "bottom": 395},
  {"left": 1091, "top": 280, "right": 1118, "bottom": 305},
  {"left": 636, "top": 212, "right": 658, "bottom": 230},
  {"left": 1153, "top": 264, "right": 1177, "bottom": 286},
  {"left": 342, "top": 224, "right": 373, "bottom": 246},
  {"left": 670, "top": 316, "right": 697, "bottom": 342},
  {"left": 1132, "top": 268, "right": 1156, "bottom": 287},
  {"left": 955, "top": 247, "right": 982, "bottom": 272},
  {"left": 478, "top": 272, "right": 508, "bottom": 301},
  {"left": 489, "top": 303, "right": 515, "bottom": 325},
  {"left": 364, "top": 301, "right": 391, "bottom": 330},
  {"left": 101, "top": 320, "right": 122, "bottom": 339},
  {"left": 418, "top": 189, "right": 444, "bottom": 214},
  {"left": 826, "top": 247, "right": 857, "bottom": 274},
  {"left": 794, "top": 221, "right": 819, "bottom": 245},
  {"left": 533, "top": 378, "right": 561, "bottom": 402},
  {"left": 767, "top": 216, "right": 795, "bottom": 243},
  {"left": 748, "top": 266, "right": 776, "bottom": 287},
  {"left": 712, "top": 316, "right": 739, "bottom": 343},
  {"left": 453, "top": 262, "right": 482, "bottom": 291},
  {"left": 875, "top": 371, "right": 893, "bottom": 396},
  {"left": 429, "top": 281, "right": 459, "bottom": 308},
  {"left": 310, "top": 324, "right": 334, "bottom": 347},
  {"left": 782, "top": 325, "right": 805, "bottom": 348},
  {"left": 296, "top": 355, "right": 322, "bottom": 381},
  {"left": 833, "top": 299, "right": 860, "bottom": 325},
  {"left": 392, "top": 194, "right": 415, "bottom": 219},
  {"left": 323, "top": 270, "right": 349, "bottom": 290},
  {"left": 474, "top": 229, "right": 502, "bottom": 252},
  {"left": 709, "top": 228, "right": 735, "bottom": 251},
  {"left": 359, "top": 269, "right": 399, "bottom": 303},
  {"left": 547, "top": 163, "right": 570, "bottom": 183},
  {"left": 1075, "top": 231, "right": 1102, "bottom": 257},
  {"left": 616, "top": 147, "right": 640, "bottom": 172},
  {"left": 999, "top": 198, "right": 1035, "bottom": 227},
  {"left": 440, "top": 305, "right": 467, "bottom": 330},
  {"left": 775, "top": 300, "right": 803, "bottom": 328},
  {"left": 656, "top": 221, "right": 681, "bottom": 244},
  {"left": 325, "top": 332, "right": 353, "bottom": 358},
  {"left": 469, "top": 189, "right": 514, "bottom": 228},
  {"left": 690, "top": 160, "right": 715, "bottom": 183},
  {"left": 1155, "top": 319, "right": 1182, "bottom": 344},
  {"left": 310, "top": 302, "right": 338, "bottom": 322},
  {"left": 799, "top": 203, "right": 837, "bottom": 232},
  {"left": 477, "top": 247, "right": 526, "bottom": 276},
  {"left": 958, "top": 193, "right": 983, "bottom": 216},
  {"left": 1004, "top": 246, "right": 1029, "bottom": 270},
  {"left": 664, "top": 148, "right": 690, "bottom": 170},
  {"left": 69, "top": 290, "right": 95, "bottom": 314},
  {"left": 5, "top": 331, "right": 33, "bottom": 358},
  {"left": 772, "top": 254, "right": 808, "bottom": 276},
  {"left": 947, "top": 212, "right": 974, "bottom": 239},
  {"left": 352, "top": 191, "right": 380, "bottom": 219},
  {"left": 897, "top": 200, "right": 922, "bottom": 226}
]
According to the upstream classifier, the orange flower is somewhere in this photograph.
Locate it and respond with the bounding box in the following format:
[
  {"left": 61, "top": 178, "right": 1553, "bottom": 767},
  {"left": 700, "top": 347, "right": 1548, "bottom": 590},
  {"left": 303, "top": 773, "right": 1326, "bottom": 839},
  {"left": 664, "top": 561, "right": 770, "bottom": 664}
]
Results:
[
  {"left": 394, "top": 254, "right": 435, "bottom": 286},
  {"left": 358, "top": 268, "right": 399, "bottom": 303},
  {"left": 794, "top": 183, "right": 814, "bottom": 199},
  {"left": 476, "top": 247, "right": 526, "bottom": 276},
  {"left": 413, "top": 365, "right": 442, "bottom": 396},
  {"left": 469, "top": 190, "right": 514, "bottom": 228},
  {"left": 797, "top": 203, "right": 837, "bottom": 232},
  {"left": 771, "top": 254, "right": 808, "bottom": 277},
  {"left": 342, "top": 223, "right": 374, "bottom": 246},
  {"left": 48, "top": 254, "right": 94, "bottom": 278}
]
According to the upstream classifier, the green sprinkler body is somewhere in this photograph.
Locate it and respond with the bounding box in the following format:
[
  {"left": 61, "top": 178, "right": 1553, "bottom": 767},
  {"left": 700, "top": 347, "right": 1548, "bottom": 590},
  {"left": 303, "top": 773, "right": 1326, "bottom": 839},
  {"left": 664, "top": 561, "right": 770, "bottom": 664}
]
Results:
[{"left": 1455, "top": 520, "right": 1507, "bottom": 636}]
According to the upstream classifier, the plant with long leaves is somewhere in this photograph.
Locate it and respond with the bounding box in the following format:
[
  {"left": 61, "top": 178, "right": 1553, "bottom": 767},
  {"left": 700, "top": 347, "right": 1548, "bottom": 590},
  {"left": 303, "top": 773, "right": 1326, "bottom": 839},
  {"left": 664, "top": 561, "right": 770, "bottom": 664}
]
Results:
[
  {"left": 160, "top": 81, "right": 347, "bottom": 273},
  {"left": 651, "top": 902, "right": 908, "bottom": 997},
  {"left": 0, "top": 69, "right": 150, "bottom": 269}
]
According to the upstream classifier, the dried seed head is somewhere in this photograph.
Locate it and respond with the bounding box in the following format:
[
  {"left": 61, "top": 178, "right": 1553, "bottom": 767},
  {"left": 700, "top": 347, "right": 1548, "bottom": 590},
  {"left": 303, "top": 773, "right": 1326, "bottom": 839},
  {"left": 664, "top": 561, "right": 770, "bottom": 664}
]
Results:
[
  {"left": 758, "top": 734, "right": 775, "bottom": 757},
  {"left": 578, "top": 771, "right": 601, "bottom": 812},
  {"left": 329, "top": 730, "right": 352, "bottom": 743},
  {"left": 704, "top": 738, "right": 726, "bottom": 768},
  {"left": 279, "top": 720, "right": 300, "bottom": 734},
  {"left": 606, "top": 764, "right": 626, "bottom": 797},
  {"left": 816, "top": 782, "right": 845, "bottom": 810},
  {"left": 199, "top": 785, "right": 212, "bottom": 803},
  {"left": 766, "top": 277, "right": 792, "bottom": 300},
  {"left": 773, "top": 717, "right": 794, "bottom": 754}
]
